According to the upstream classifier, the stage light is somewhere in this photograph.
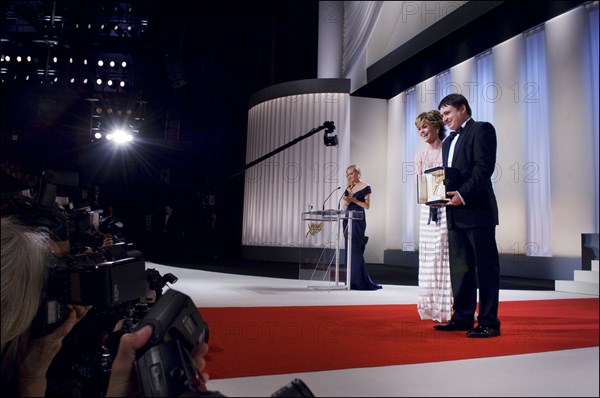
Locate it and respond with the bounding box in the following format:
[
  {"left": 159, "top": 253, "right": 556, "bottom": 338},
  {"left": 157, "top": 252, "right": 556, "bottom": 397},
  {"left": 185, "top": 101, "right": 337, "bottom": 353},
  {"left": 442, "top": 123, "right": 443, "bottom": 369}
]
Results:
[{"left": 110, "top": 128, "right": 134, "bottom": 144}]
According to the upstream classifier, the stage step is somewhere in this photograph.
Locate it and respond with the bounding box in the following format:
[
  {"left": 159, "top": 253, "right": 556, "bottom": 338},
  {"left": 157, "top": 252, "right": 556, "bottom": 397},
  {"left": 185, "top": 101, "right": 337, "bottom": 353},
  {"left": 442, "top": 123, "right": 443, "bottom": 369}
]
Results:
[{"left": 554, "top": 260, "right": 599, "bottom": 296}]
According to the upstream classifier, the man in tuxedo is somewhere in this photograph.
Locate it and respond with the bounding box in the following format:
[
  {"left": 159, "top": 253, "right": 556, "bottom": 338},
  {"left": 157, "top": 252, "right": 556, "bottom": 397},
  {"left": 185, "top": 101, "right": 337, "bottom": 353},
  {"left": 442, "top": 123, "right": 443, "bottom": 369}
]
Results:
[{"left": 434, "top": 93, "right": 501, "bottom": 338}]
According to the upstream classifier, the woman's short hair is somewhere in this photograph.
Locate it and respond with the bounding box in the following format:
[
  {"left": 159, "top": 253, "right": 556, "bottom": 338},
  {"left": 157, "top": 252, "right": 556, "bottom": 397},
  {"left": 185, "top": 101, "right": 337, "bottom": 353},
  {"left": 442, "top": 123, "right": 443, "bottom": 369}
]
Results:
[
  {"left": 1, "top": 217, "right": 50, "bottom": 373},
  {"left": 415, "top": 110, "right": 446, "bottom": 140}
]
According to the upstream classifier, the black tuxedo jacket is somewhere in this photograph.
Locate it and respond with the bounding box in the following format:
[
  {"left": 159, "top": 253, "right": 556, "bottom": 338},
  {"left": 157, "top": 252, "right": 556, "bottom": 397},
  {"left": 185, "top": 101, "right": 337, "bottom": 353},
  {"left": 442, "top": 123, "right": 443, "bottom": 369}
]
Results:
[{"left": 442, "top": 119, "right": 499, "bottom": 229}]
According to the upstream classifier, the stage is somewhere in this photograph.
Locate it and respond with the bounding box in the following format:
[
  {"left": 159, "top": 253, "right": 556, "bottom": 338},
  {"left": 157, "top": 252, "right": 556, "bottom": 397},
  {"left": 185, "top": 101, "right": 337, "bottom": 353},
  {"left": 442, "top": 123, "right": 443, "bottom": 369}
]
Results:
[{"left": 146, "top": 262, "right": 599, "bottom": 397}]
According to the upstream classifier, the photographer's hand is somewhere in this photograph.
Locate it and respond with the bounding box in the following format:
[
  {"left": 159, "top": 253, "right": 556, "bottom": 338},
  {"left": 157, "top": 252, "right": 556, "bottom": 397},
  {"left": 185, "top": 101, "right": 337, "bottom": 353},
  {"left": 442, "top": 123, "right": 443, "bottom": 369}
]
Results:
[
  {"left": 16, "top": 305, "right": 91, "bottom": 397},
  {"left": 106, "top": 326, "right": 210, "bottom": 397}
]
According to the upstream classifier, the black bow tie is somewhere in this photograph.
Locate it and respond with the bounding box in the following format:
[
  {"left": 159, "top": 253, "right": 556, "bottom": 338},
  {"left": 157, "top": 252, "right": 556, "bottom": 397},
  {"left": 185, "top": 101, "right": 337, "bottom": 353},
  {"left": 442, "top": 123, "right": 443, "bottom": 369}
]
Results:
[{"left": 449, "top": 127, "right": 462, "bottom": 140}]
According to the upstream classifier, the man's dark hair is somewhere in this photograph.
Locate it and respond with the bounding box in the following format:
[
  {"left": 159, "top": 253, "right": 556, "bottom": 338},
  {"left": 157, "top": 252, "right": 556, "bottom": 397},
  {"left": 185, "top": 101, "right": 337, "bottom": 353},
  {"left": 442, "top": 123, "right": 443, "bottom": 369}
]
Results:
[{"left": 438, "top": 93, "right": 472, "bottom": 116}]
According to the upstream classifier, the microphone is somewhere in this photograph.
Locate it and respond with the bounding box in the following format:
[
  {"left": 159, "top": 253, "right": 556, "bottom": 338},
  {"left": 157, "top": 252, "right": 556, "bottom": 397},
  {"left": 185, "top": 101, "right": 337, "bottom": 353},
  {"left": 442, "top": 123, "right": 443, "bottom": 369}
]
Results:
[
  {"left": 322, "top": 186, "right": 341, "bottom": 211},
  {"left": 337, "top": 189, "right": 346, "bottom": 210}
]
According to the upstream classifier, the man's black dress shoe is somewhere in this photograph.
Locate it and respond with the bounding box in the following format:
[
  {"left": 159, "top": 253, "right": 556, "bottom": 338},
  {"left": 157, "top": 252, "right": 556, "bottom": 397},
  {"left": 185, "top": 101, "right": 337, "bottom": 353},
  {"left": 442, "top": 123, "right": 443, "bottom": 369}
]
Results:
[
  {"left": 466, "top": 325, "right": 500, "bottom": 338},
  {"left": 433, "top": 320, "right": 474, "bottom": 331}
]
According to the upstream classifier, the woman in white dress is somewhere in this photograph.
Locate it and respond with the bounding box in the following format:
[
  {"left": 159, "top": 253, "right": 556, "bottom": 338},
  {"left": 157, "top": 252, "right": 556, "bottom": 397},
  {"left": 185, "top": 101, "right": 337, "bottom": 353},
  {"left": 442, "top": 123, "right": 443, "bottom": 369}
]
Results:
[{"left": 414, "top": 110, "right": 453, "bottom": 323}]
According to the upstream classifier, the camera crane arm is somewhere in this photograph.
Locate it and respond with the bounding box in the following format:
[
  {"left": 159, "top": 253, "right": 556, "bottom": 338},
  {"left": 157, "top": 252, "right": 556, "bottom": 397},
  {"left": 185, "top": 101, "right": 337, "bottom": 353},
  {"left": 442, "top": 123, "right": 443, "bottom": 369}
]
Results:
[{"left": 226, "top": 121, "right": 335, "bottom": 181}]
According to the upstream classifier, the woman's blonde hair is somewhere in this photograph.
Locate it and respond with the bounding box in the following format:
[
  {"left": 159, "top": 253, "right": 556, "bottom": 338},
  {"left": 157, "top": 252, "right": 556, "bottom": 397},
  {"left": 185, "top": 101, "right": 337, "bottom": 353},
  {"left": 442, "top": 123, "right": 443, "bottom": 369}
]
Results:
[
  {"left": 415, "top": 110, "right": 446, "bottom": 140},
  {"left": 346, "top": 164, "right": 361, "bottom": 176},
  {"left": 1, "top": 217, "right": 50, "bottom": 373}
]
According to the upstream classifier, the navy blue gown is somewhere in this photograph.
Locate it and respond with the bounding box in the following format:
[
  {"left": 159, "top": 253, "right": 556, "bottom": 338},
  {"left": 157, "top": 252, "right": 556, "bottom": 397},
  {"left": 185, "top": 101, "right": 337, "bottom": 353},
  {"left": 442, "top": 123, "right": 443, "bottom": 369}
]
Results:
[{"left": 343, "top": 185, "right": 382, "bottom": 290}]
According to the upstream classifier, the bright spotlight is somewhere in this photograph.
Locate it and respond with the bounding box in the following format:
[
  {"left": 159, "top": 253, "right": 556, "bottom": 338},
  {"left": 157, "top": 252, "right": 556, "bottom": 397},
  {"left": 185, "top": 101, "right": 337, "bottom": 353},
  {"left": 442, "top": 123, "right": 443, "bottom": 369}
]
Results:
[{"left": 112, "top": 129, "right": 133, "bottom": 144}]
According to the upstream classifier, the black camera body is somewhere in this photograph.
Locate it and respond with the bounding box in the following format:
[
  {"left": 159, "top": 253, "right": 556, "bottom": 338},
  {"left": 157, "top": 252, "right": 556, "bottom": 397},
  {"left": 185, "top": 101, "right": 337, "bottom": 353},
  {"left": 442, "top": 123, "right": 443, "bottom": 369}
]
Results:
[
  {"left": 135, "top": 289, "right": 209, "bottom": 397},
  {"left": 33, "top": 243, "right": 148, "bottom": 335}
]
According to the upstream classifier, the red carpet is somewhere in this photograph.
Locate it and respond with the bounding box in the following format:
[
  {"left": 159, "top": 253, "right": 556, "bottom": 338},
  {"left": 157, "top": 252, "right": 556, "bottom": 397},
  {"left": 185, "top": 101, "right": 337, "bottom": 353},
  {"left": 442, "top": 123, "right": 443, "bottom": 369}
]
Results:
[{"left": 198, "top": 298, "right": 599, "bottom": 380}]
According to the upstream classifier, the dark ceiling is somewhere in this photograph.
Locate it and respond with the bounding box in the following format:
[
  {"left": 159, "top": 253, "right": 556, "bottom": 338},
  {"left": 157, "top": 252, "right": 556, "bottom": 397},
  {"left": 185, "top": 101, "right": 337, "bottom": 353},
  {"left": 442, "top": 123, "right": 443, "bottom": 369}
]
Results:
[
  {"left": 1, "top": 0, "right": 319, "bottom": 179},
  {"left": 1, "top": 0, "right": 319, "bottom": 255}
]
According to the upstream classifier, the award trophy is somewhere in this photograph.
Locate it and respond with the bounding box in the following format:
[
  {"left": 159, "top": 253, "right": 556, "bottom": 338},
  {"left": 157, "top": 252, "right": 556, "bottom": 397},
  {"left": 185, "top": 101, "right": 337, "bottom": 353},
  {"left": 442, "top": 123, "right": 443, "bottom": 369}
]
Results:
[{"left": 417, "top": 166, "right": 460, "bottom": 206}]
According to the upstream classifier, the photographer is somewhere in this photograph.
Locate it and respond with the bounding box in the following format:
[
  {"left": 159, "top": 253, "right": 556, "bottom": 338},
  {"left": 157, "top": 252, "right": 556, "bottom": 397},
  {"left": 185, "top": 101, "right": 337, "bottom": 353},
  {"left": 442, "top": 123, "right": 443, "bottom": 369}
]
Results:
[{"left": 0, "top": 217, "right": 210, "bottom": 397}]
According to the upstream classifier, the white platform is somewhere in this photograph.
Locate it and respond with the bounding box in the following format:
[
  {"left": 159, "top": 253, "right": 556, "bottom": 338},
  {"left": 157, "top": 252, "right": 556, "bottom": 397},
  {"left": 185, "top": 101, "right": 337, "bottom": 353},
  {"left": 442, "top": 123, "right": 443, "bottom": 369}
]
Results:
[{"left": 555, "top": 260, "right": 599, "bottom": 296}]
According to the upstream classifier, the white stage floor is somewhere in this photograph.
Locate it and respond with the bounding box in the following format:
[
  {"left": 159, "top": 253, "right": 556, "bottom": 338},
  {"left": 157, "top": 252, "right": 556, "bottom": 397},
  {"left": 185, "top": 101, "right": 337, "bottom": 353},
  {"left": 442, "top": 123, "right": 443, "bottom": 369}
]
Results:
[{"left": 148, "top": 262, "right": 600, "bottom": 397}]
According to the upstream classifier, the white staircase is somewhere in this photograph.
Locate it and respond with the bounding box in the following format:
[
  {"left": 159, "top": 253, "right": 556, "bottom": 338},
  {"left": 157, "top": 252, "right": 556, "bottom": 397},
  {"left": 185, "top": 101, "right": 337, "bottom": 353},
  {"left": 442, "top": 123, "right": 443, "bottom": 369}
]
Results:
[{"left": 555, "top": 260, "right": 599, "bottom": 296}]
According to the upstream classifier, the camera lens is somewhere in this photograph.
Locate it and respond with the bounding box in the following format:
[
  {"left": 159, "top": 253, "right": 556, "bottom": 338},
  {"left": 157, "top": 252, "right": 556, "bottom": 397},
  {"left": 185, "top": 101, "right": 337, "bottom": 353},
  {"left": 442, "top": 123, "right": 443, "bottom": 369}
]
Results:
[{"left": 270, "top": 379, "right": 315, "bottom": 397}]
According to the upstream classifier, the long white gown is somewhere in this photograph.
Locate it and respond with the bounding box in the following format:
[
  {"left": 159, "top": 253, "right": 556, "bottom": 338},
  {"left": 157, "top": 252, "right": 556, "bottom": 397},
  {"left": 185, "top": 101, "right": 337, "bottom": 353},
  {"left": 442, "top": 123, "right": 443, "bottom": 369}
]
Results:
[
  {"left": 415, "top": 146, "right": 453, "bottom": 323},
  {"left": 417, "top": 204, "right": 453, "bottom": 322}
]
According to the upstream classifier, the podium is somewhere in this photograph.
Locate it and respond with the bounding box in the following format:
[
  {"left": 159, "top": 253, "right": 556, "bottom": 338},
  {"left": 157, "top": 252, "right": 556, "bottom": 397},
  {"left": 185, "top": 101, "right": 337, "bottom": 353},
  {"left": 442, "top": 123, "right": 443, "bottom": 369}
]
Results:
[{"left": 300, "top": 209, "right": 363, "bottom": 290}]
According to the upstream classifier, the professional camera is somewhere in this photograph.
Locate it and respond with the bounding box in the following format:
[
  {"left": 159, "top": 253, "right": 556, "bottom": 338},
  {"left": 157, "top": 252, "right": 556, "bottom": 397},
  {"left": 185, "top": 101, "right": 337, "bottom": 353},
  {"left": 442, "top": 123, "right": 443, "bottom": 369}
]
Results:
[
  {"left": 32, "top": 242, "right": 148, "bottom": 336},
  {"left": 133, "top": 291, "right": 315, "bottom": 398},
  {"left": 135, "top": 289, "right": 209, "bottom": 397},
  {"left": 3, "top": 169, "right": 315, "bottom": 397}
]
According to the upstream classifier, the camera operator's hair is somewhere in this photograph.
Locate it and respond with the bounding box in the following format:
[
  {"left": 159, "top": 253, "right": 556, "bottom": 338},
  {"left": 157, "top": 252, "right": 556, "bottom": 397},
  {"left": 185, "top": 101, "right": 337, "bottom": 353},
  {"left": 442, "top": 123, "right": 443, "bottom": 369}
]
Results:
[{"left": 1, "top": 217, "right": 50, "bottom": 373}]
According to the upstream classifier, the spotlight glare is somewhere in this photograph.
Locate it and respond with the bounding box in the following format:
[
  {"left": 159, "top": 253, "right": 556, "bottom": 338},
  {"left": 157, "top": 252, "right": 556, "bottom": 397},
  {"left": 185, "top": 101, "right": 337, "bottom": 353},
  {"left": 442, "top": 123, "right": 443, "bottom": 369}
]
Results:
[
  {"left": 112, "top": 129, "right": 130, "bottom": 143},
  {"left": 98, "top": 60, "right": 104, "bottom": 67},
  {"left": 94, "top": 132, "right": 102, "bottom": 139}
]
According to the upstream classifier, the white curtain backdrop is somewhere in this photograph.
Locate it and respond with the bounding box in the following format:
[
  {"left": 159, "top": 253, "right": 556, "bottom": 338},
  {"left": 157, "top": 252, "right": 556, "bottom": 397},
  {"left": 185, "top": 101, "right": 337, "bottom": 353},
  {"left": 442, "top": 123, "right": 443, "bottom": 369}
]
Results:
[
  {"left": 243, "top": 93, "right": 350, "bottom": 247},
  {"left": 436, "top": 71, "right": 451, "bottom": 104},
  {"left": 474, "top": 50, "right": 494, "bottom": 124},
  {"left": 401, "top": 88, "right": 418, "bottom": 250},
  {"left": 342, "top": 1, "right": 383, "bottom": 77},
  {"left": 588, "top": 3, "right": 599, "bottom": 233},
  {"left": 523, "top": 26, "right": 552, "bottom": 257}
]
